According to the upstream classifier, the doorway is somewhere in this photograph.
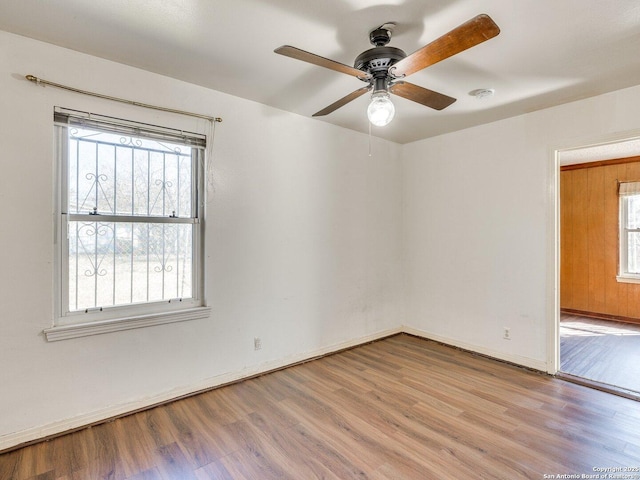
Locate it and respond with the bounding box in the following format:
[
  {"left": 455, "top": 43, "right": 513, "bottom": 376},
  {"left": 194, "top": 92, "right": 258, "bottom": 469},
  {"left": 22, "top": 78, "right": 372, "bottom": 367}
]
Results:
[{"left": 557, "top": 137, "right": 640, "bottom": 397}]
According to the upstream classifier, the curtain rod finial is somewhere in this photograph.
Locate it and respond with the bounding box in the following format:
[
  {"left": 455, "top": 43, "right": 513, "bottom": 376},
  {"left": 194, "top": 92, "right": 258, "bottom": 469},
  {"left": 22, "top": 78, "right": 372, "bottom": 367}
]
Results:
[
  {"left": 214, "top": 117, "right": 222, "bottom": 123},
  {"left": 25, "top": 75, "right": 44, "bottom": 86}
]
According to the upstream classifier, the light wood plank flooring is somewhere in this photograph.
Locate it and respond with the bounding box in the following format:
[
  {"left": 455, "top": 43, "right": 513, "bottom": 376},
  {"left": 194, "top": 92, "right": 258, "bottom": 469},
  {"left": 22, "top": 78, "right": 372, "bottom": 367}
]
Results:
[
  {"left": 561, "top": 314, "right": 640, "bottom": 394},
  {"left": 2, "top": 334, "right": 640, "bottom": 479}
]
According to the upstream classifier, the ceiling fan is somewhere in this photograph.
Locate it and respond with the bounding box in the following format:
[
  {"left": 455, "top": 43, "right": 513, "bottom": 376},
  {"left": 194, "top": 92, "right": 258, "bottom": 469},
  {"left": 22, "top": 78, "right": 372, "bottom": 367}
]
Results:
[{"left": 274, "top": 14, "right": 500, "bottom": 126}]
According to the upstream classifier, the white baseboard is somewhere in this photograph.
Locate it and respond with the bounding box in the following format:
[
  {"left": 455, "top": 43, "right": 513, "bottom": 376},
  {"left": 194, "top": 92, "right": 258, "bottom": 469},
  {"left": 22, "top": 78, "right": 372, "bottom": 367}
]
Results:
[
  {"left": 0, "top": 326, "right": 402, "bottom": 452},
  {"left": 402, "top": 325, "right": 549, "bottom": 372}
]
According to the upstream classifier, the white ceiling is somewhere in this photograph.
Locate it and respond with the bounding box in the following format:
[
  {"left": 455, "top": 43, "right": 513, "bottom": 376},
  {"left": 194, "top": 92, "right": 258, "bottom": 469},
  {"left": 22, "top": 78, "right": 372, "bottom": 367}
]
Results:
[
  {"left": 559, "top": 138, "right": 640, "bottom": 166},
  {"left": 2, "top": 0, "right": 640, "bottom": 144}
]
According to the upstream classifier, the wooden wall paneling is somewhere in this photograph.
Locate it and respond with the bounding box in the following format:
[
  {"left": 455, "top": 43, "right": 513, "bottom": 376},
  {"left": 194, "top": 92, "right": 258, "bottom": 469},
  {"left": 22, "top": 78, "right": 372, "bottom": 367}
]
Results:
[
  {"left": 560, "top": 171, "right": 574, "bottom": 309},
  {"left": 604, "top": 166, "right": 623, "bottom": 316},
  {"left": 587, "top": 166, "right": 606, "bottom": 313},
  {"left": 572, "top": 168, "right": 590, "bottom": 310},
  {"left": 560, "top": 159, "right": 640, "bottom": 321}
]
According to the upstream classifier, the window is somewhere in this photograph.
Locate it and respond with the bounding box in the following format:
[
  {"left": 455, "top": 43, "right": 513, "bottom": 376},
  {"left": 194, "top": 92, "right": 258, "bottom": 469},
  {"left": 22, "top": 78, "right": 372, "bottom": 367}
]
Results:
[
  {"left": 618, "top": 182, "right": 640, "bottom": 283},
  {"left": 46, "top": 109, "right": 209, "bottom": 341}
]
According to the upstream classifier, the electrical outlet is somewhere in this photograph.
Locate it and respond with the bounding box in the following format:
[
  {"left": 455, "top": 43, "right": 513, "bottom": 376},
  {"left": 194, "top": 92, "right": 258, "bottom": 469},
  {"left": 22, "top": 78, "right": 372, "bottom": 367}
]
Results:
[
  {"left": 503, "top": 328, "right": 511, "bottom": 340},
  {"left": 254, "top": 337, "right": 262, "bottom": 350}
]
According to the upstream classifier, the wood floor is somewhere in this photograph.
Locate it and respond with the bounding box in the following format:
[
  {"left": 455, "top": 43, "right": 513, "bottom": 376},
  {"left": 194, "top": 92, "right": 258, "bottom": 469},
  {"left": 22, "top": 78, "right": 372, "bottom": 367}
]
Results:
[
  {"left": 2, "top": 334, "right": 640, "bottom": 479},
  {"left": 561, "top": 313, "right": 640, "bottom": 394}
]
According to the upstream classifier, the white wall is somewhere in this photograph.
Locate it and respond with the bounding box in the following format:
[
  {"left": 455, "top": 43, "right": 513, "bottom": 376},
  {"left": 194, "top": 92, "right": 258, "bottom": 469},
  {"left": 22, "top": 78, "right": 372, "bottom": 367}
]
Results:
[
  {"left": 402, "top": 84, "right": 640, "bottom": 370},
  {"left": 0, "top": 31, "right": 403, "bottom": 448}
]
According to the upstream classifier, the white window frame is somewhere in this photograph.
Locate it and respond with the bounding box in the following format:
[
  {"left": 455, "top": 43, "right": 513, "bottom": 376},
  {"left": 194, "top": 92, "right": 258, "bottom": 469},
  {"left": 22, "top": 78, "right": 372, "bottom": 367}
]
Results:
[
  {"left": 45, "top": 108, "right": 210, "bottom": 341},
  {"left": 617, "top": 183, "right": 640, "bottom": 284}
]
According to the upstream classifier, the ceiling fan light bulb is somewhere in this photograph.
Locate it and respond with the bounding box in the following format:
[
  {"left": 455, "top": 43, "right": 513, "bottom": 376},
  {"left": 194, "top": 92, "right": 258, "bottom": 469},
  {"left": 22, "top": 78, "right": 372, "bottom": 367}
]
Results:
[{"left": 367, "top": 92, "right": 395, "bottom": 126}]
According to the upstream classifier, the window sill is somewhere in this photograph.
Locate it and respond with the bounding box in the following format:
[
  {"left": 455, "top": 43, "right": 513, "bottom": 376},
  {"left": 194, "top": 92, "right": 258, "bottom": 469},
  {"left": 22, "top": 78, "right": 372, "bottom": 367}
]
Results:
[
  {"left": 43, "top": 306, "right": 211, "bottom": 342},
  {"left": 616, "top": 275, "right": 640, "bottom": 285}
]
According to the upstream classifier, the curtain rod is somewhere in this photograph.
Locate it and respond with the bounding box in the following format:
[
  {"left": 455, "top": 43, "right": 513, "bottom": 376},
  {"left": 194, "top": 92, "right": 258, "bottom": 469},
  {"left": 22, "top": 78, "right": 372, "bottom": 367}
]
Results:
[{"left": 25, "top": 75, "right": 222, "bottom": 123}]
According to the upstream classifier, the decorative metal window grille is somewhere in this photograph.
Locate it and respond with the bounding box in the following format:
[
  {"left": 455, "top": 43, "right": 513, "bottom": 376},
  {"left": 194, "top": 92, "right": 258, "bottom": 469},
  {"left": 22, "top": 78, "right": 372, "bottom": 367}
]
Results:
[{"left": 55, "top": 109, "right": 205, "bottom": 318}]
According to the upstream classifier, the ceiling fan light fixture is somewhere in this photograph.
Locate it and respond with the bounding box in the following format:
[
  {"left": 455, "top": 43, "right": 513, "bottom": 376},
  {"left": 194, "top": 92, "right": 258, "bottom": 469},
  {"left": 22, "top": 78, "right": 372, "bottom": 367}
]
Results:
[{"left": 367, "top": 91, "right": 395, "bottom": 126}]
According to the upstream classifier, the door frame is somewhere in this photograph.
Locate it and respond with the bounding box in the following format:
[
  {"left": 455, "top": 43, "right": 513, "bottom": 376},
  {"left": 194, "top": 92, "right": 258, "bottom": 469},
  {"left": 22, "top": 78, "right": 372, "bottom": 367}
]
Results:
[{"left": 549, "top": 130, "right": 640, "bottom": 374}]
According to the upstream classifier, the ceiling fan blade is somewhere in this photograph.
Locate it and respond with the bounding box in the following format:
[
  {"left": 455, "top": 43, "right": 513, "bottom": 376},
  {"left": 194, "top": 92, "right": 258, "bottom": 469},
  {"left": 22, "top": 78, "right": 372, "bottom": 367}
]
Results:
[
  {"left": 392, "top": 14, "right": 500, "bottom": 78},
  {"left": 389, "top": 82, "right": 456, "bottom": 110},
  {"left": 313, "top": 86, "right": 370, "bottom": 117},
  {"left": 275, "top": 45, "right": 369, "bottom": 79}
]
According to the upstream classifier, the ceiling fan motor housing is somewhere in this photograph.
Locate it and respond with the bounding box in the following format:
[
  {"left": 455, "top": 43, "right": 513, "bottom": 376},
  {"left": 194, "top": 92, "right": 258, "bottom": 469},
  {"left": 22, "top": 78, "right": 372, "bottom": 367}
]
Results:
[
  {"left": 369, "top": 26, "right": 392, "bottom": 47},
  {"left": 354, "top": 46, "right": 407, "bottom": 91}
]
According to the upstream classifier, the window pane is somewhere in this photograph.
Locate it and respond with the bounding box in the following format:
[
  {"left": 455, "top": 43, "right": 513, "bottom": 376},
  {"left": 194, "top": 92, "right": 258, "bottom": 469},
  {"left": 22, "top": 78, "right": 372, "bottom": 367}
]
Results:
[
  {"left": 67, "top": 127, "right": 193, "bottom": 217},
  {"left": 68, "top": 221, "right": 193, "bottom": 311},
  {"left": 626, "top": 195, "right": 640, "bottom": 229},
  {"left": 628, "top": 232, "right": 640, "bottom": 274}
]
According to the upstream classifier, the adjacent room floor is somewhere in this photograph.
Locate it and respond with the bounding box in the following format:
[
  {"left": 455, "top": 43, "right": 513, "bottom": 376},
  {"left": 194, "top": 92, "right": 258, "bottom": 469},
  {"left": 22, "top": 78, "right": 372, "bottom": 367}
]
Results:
[{"left": 560, "top": 313, "right": 640, "bottom": 395}]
